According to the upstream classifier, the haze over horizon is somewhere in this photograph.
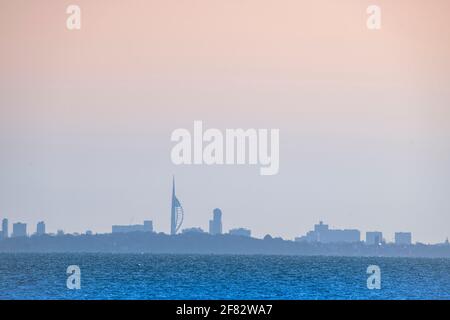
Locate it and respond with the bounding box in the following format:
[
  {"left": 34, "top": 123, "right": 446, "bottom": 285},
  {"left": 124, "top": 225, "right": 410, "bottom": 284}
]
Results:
[{"left": 1, "top": 0, "right": 450, "bottom": 243}]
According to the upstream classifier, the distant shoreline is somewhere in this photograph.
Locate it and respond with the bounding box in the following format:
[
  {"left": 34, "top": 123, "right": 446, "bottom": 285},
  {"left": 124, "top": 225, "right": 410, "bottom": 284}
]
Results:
[
  {"left": 1, "top": 232, "right": 450, "bottom": 258},
  {"left": 1, "top": 252, "right": 449, "bottom": 260}
]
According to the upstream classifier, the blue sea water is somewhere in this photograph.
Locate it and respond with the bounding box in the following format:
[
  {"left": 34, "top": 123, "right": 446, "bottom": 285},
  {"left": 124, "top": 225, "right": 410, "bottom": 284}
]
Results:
[{"left": 0, "top": 253, "right": 449, "bottom": 300}]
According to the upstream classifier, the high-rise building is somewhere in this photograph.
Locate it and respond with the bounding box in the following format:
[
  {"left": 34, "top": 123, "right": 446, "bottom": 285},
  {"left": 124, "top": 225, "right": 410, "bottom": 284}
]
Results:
[
  {"left": 12, "top": 222, "right": 27, "bottom": 238},
  {"left": 143, "top": 220, "right": 153, "bottom": 232},
  {"left": 170, "top": 176, "right": 184, "bottom": 235},
  {"left": 36, "top": 221, "right": 46, "bottom": 235},
  {"left": 295, "top": 221, "right": 360, "bottom": 243},
  {"left": 112, "top": 220, "right": 154, "bottom": 233},
  {"left": 229, "top": 228, "right": 251, "bottom": 237},
  {"left": 2, "top": 218, "right": 8, "bottom": 238},
  {"left": 366, "top": 231, "right": 383, "bottom": 245},
  {"left": 395, "top": 232, "right": 412, "bottom": 245},
  {"left": 209, "top": 208, "right": 223, "bottom": 235}
]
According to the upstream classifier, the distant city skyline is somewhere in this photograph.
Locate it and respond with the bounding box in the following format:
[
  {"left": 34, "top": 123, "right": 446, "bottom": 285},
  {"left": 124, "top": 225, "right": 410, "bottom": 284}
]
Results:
[
  {"left": 0, "top": 214, "right": 421, "bottom": 246},
  {"left": 0, "top": 189, "right": 433, "bottom": 245},
  {"left": 0, "top": 174, "right": 448, "bottom": 244}
]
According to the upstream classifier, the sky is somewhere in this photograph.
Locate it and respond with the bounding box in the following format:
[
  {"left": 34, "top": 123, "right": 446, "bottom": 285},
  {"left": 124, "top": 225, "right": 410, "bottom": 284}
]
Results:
[{"left": 0, "top": 0, "right": 449, "bottom": 243}]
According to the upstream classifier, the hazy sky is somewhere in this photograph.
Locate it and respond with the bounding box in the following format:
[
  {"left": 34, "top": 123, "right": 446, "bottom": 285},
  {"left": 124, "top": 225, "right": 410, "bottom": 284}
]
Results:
[{"left": 1, "top": 0, "right": 449, "bottom": 243}]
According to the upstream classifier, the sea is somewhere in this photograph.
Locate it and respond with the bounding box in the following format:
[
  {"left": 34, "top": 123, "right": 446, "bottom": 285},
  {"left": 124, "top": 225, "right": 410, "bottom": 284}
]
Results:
[{"left": 0, "top": 253, "right": 449, "bottom": 300}]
